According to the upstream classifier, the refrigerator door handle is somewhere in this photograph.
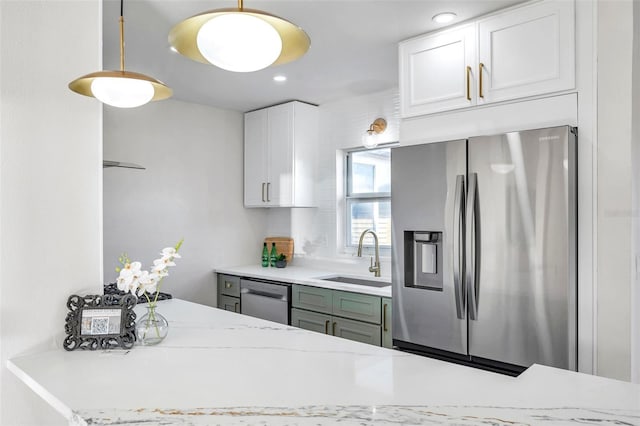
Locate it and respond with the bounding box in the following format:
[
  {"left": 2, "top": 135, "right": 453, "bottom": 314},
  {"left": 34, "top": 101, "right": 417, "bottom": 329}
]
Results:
[
  {"left": 453, "top": 174, "right": 466, "bottom": 319},
  {"left": 466, "top": 173, "right": 479, "bottom": 320}
]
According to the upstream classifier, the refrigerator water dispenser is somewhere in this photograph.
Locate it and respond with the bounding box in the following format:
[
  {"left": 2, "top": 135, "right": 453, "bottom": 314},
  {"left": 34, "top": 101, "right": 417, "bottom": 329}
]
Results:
[{"left": 404, "top": 231, "right": 443, "bottom": 290}]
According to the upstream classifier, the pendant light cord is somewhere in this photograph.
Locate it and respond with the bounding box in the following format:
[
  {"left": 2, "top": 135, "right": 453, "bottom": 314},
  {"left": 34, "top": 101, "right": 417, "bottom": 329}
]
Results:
[
  {"left": 119, "top": 0, "right": 125, "bottom": 72},
  {"left": 238, "top": 0, "right": 243, "bottom": 11}
]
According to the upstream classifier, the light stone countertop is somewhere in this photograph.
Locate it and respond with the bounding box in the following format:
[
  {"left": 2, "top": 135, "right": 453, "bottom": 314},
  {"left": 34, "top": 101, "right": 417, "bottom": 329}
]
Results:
[
  {"left": 215, "top": 264, "right": 392, "bottom": 297},
  {"left": 7, "top": 299, "right": 640, "bottom": 425}
]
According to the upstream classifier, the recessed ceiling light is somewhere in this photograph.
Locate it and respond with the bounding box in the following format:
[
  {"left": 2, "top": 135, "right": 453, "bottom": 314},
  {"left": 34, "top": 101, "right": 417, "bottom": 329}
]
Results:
[
  {"left": 432, "top": 12, "right": 457, "bottom": 24},
  {"left": 273, "top": 75, "right": 287, "bottom": 83}
]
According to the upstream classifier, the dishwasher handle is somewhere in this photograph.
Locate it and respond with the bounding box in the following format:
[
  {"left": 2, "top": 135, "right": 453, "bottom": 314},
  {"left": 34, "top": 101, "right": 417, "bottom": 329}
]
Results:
[
  {"left": 240, "top": 287, "right": 287, "bottom": 301},
  {"left": 240, "top": 279, "right": 290, "bottom": 302}
]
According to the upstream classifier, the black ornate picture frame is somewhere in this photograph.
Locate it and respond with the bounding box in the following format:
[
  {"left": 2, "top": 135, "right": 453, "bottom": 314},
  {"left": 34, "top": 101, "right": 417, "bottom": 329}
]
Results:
[{"left": 63, "top": 294, "right": 137, "bottom": 351}]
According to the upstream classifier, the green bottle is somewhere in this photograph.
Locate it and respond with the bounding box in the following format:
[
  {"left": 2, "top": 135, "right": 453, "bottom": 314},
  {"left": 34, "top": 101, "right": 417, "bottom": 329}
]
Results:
[
  {"left": 269, "top": 242, "right": 277, "bottom": 267},
  {"left": 261, "top": 242, "right": 269, "bottom": 267}
]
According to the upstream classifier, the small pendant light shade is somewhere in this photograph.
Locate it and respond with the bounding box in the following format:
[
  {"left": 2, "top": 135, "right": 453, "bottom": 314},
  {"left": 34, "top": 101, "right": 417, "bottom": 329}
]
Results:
[
  {"left": 69, "top": 70, "right": 171, "bottom": 108},
  {"left": 69, "top": 2, "right": 172, "bottom": 108},
  {"left": 169, "top": 0, "right": 310, "bottom": 72}
]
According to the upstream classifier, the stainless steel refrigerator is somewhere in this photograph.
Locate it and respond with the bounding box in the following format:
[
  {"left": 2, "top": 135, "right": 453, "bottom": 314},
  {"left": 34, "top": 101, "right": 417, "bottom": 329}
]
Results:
[{"left": 391, "top": 126, "right": 577, "bottom": 375}]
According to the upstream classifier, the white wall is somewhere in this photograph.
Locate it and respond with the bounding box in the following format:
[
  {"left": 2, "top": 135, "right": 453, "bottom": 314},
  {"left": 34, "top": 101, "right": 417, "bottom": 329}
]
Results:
[
  {"left": 0, "top": 1, "right": 103, "bottom": 424},
  {"left": 595, "top": 0, "right": 633, "bottom": 381},
  {"left": 266, "top": 89, "right": 400, "bottom": 277},
  {"left": 103, "top": 100, "right": 267, "bottom": 306},
  {"left": 630, "top": 0, "right": 640, "bottom": 384}
]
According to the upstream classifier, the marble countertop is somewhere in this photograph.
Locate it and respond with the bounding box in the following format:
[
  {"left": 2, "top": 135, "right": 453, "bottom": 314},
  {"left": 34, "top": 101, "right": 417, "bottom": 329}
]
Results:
[
  {"left": 215, "top": 264, "right": 392, "bottom": 297},
  {"left": 8, "top": 299, "right": 640, "bottom": 425}
]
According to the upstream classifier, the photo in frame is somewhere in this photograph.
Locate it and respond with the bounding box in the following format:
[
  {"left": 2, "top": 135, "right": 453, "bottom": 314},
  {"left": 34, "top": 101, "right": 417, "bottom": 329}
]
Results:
[{"left": 63, "top": 293, "right": 137, "bottom": 351}]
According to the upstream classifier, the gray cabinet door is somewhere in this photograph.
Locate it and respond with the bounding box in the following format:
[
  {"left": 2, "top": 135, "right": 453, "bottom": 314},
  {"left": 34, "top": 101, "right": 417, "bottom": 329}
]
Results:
[
  {"left": 333, "top": 317, "right": 381, "bottom": 346},
  {"left": 218, "top": 274, "right": 240, "bottom": 297},
  {"left": 332, "top": 290, "right": 381, "bottom": 324},
  {"left": 382, "top": 297, "right": 392, "bottom": 348},
  {"left": 291, "top": 308, "right": 331, "bottom": 335},
  {"left": 292, "top": 285, "right": 332, "bottom": 314},
  {"left": 219, "top": 295, "right": 240, "bottom": 313}
]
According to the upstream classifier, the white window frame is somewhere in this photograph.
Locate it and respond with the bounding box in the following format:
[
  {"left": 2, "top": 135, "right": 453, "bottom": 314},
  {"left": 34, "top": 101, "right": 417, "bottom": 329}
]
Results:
[{"left": 344, "top": 145, "right": 394, "bottom": 251}]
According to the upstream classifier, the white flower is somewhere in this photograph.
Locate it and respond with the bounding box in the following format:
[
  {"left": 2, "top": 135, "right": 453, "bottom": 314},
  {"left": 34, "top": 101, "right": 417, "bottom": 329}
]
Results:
[
  {"left": 161, "top": 247, "right": 181, "bottom": 259},
  {"left": 156, "top": 268, "right": 169, "bottom": 278},
  {"left": 116, "top": 262, "right": 142, "bottom": 295},
  {"left": 137, "top": 271, "right": 159, "bottom": 296},
  {"left": 154, "top": 256, "right": 175, "bottom": 268},
  {"left": 114, "top": 241, "right": 182, "bottom": 301},
  {"left": 152, "top": 258, "right": 171, "bottom": 271}
]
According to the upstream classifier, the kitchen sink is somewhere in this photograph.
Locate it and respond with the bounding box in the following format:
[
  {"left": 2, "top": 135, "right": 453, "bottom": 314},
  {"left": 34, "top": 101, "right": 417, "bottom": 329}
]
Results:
[{"left": 319, "top": 276, "right": 391, "bottom": 288}]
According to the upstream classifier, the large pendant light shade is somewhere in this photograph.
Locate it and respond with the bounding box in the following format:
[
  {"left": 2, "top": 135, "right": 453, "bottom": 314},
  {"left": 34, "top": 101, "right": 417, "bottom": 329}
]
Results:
[
  {"left": 169, "top": 1, "right": 310, "bottom": 72},
  {"left": 69, "top": 2, "right": 172, "bottom": 108}
]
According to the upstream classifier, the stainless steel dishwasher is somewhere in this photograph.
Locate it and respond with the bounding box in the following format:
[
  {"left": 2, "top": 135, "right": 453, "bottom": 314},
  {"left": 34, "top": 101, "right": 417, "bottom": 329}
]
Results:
[{"left": 240, "top": 279, "right": 290, "bottom": 325}]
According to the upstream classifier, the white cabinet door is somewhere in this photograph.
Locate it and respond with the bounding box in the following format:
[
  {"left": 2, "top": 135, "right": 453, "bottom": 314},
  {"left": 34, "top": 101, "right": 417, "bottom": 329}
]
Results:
[
  {"left": 400, "top": 24, "right": 476, "bottom": 118},
  {"left": 244, "top": 109, "right": 268, "bottom": 207},
  {"left": 243, "top": 101, "right": 317, "bottom": 208},
  {"left": 267, "top": 103, "right": 294, "bottom": 206},
  {"left": 477, "top": 0, "right": 574, "bottom": 104}
]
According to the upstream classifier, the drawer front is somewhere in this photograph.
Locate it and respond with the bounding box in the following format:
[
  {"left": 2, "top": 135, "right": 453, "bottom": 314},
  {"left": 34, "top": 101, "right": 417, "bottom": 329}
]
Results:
[
  {"left": 332, "top": 290, "right": 381, "bottom": 324},
  {"left": 219, "top": 295, "right": 240, "bottom": 313},
  {"left": 291, "top": 308, "right": 331, "bottom": 335},
  {"left": 333, "top": 317, "right": 381, "bottom": 346},
  {"left": 292, "top": 285, "right": 332, "bottom": 314},
  {"left": 218, "top": 274, "right": 240, "bottom": 297}
]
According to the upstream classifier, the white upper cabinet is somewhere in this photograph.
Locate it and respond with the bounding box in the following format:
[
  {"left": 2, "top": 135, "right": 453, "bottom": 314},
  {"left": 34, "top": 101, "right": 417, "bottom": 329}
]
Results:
[
  {"left": 399, "top": 24, "right": 476, "bottom": 117},
  {"left": 244, "top": 101, "right": 318, "bottom": 208},
  {"left": 400, "top": 0, "right": 575, "bottom": 118},
  {"left": 244, "top": 108, "right": 269, "bottom": 206},
  {"left": 477, "top": 0, "right": 575, "bottom": 104}
]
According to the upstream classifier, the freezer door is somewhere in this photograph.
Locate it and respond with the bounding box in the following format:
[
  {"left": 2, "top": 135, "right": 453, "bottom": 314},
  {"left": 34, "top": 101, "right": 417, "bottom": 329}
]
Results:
[
  {"left": 467, "top": 126, "right": 577, "bottom": 370},
  {"left": 391, "top": 140, "right": 467, "bottom": 355}
]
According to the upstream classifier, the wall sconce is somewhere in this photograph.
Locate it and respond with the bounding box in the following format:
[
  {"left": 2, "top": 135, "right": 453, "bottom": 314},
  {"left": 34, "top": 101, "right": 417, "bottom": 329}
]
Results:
[{"left": 362, "top": 118, "right": 387, "bottom": 149}]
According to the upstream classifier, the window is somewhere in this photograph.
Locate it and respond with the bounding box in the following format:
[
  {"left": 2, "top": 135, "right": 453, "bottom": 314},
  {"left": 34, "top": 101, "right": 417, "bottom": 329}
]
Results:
[{"left": 346, "top": 147, "right": 391, "bottom": 248}]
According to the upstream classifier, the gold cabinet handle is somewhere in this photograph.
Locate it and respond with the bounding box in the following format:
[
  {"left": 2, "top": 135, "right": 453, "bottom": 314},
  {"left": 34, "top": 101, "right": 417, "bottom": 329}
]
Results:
[
  {"left": 479, "top": 63, "right": 485, "bottom": 98},
  {"left": 383, "top": 303, "right": 388, "bottom": 332},
  {"left": 332, "top": 321, "right": 337, "bottom": 336},
  {"left": 261, "top": 182, "right": 266, "bottom": 202},
  {"left": 325, "top": 320, "right": 330, "bottom": 334},
  {"left": 225, "top": 281, "right": 232, "bottom": 289},
  {"left": 466, "top": 66, "right": 471, "bottom": 101}
]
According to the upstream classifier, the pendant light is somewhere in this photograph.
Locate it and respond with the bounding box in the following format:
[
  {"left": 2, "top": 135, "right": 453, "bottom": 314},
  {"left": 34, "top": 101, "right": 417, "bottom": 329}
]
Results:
[
  {"left": 169, "top": 0, "right": 310, "bottom": 73},
  {"left": 69, "top": 0, "right": 172, "bottom": 108}
]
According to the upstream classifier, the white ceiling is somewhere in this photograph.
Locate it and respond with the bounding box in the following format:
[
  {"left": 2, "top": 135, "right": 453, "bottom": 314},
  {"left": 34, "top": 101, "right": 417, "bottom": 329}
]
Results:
[{"left": 103, "top": 0, "right": 525, "bottom": 112}]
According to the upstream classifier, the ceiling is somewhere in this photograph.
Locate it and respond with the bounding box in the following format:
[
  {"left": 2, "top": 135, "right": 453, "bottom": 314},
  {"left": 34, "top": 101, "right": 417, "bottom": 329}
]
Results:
[{"left": 103, "top": 0, "right": 525, "bottom": 112}]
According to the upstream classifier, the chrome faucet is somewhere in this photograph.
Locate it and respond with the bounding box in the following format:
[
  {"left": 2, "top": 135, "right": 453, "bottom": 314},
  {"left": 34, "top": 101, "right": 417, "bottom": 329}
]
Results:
[{"left": 357, "top": 229, "right": 381, "bottom": 277}]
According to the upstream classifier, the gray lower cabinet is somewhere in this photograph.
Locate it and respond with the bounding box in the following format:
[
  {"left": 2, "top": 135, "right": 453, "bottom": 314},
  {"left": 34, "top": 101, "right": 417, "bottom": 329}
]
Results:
[
  {"left": 333, "top": 290, "right": 381, "bottom": 324},
  {"left": 382, "top": 297, "right": 392, "bottom": 348},
  {"left": 217, "top": 274, "right": 240, "bottom": 313},
  {"left": 291, "top": 308, "right": 381, "bottom": 346},
  {"left": 333, "top": 316, "right": 381, "bottom": 346},
  {"left": 219, "top": 294, "right": 241, "bottom": 313},
  {"left": 292, "top": 285, "right": 332, "bottom": 314},
  {"left": 291, "top": 284, "right": 389, "bottom": 347},
  {"left": 291, "top": 308, "right": 331, "bottom": 334}
]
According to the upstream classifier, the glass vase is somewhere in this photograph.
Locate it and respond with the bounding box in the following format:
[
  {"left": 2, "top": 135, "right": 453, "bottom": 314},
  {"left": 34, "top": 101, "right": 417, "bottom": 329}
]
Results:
[{"left": 136, "top": 304, "right": 168, "bottom": 345}]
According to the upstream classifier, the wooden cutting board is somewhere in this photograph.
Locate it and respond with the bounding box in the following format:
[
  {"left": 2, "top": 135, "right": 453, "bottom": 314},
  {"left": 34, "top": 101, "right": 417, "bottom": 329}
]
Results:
[{"left": 264, "top": 237, "right": 294, "bottom": 264}]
